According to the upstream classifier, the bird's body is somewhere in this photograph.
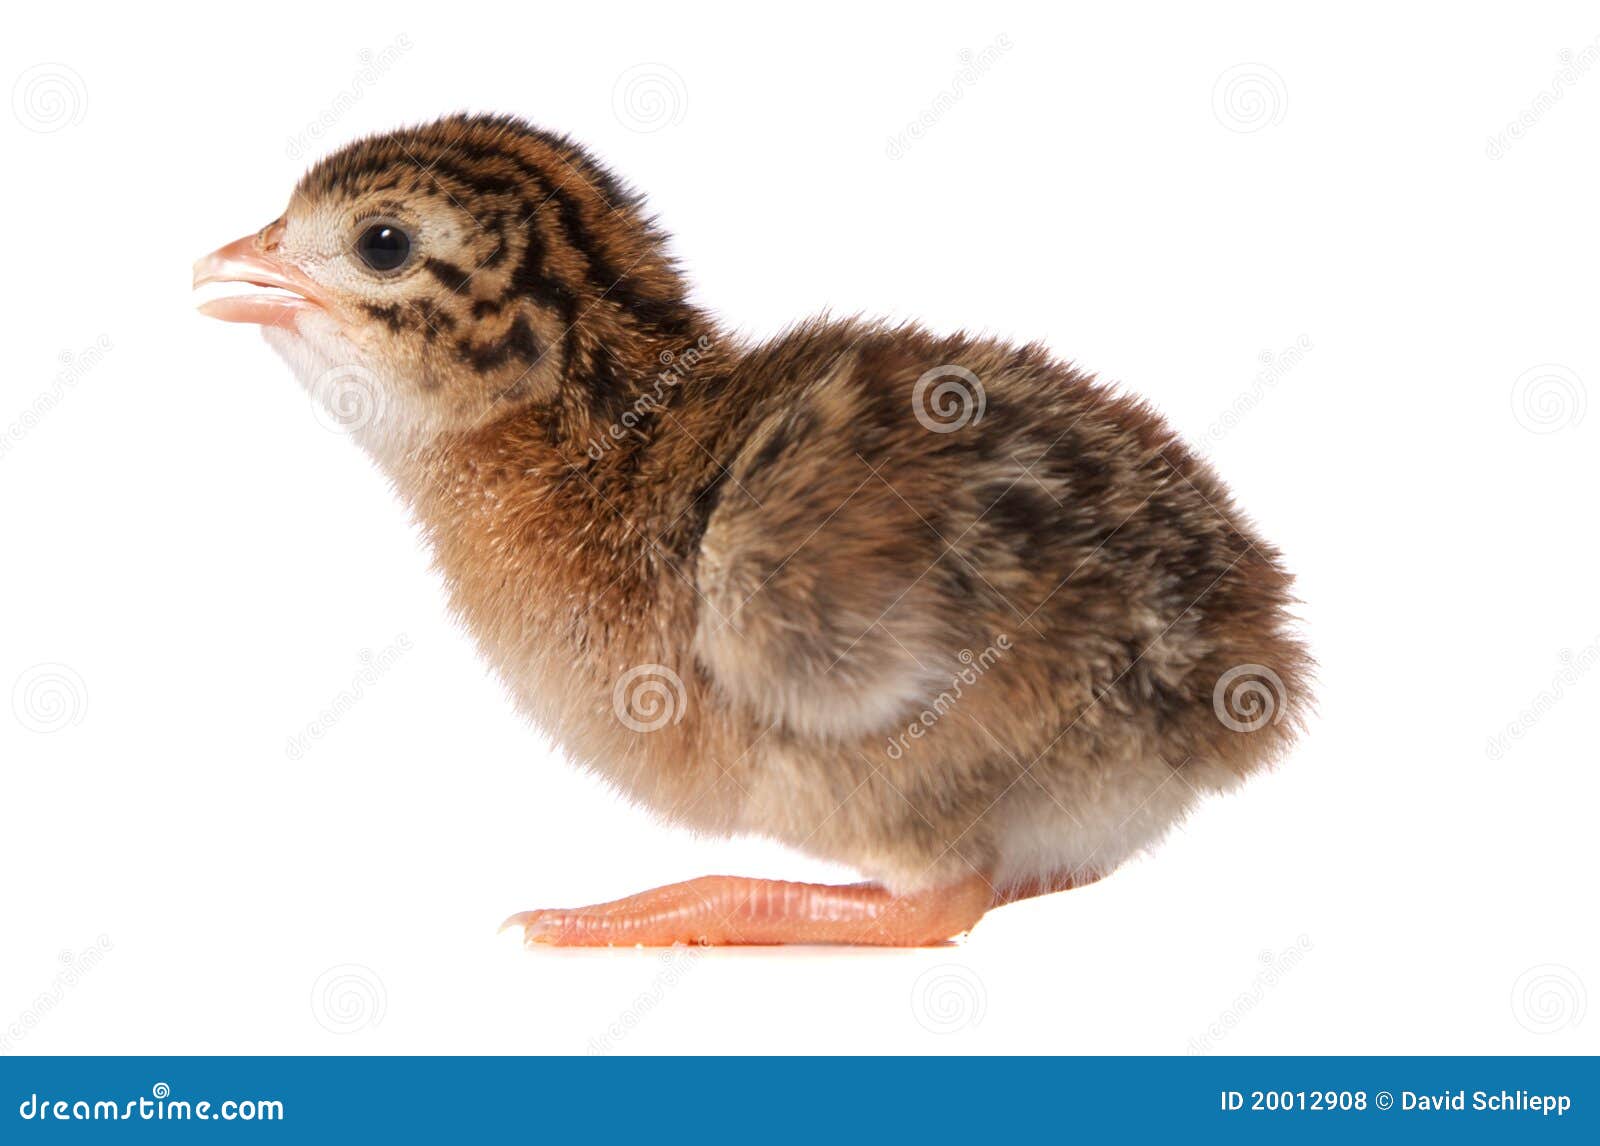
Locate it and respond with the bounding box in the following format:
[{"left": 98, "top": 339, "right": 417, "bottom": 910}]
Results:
[{"left": 195, "top": 114, "right": 1309, "bottom": 944}]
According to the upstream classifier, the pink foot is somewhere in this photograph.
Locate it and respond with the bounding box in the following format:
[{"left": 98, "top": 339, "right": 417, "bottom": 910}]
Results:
[{"left": 501, "top": 874, "right": 994, "bottom": 947}]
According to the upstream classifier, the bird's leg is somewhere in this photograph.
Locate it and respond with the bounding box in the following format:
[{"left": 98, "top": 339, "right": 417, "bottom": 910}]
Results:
[{"left": 502, "top": 874, "right": 995, "bottom": 947}]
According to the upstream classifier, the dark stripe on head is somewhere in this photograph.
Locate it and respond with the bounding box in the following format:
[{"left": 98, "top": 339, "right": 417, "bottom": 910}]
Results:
[
  {"left": 363, "top": 303, "right": 404, "bottom": 333},
  {"left": 456, "top": 315, "right": 542, "bottom": 373},
  {"left": 377, "top": 134, "right": 698, "bottom": 339},
  {"left": 423, "top": 257, "right": 474, "bottom": 293}
]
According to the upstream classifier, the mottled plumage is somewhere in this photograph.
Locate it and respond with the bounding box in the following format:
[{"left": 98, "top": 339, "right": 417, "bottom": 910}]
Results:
[{"left": 196, "top": 113, "right": 1310, "bottom": 945}]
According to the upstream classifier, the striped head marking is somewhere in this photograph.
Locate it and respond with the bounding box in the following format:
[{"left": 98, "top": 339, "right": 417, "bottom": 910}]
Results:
[{"left": 194, "top": 113, "right": 699, "bottom": 460}]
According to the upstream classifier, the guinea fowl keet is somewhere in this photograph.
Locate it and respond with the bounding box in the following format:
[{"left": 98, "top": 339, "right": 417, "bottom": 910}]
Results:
[{"left": 193, "top": 113, "right": 1310, "bottom": 946}]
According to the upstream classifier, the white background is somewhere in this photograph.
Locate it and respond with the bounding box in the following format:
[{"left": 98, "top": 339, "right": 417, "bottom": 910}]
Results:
[{"left": 2, "top": 2, "right": 1595, "bottom": 1055}]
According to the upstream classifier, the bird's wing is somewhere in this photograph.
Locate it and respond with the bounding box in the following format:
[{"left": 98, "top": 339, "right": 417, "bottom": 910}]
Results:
[{"left": 692, "top": 358, "right": 1013, "bottom": 743}]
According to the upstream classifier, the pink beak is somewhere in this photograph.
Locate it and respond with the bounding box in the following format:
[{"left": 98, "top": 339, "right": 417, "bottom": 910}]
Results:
[{"left": 192, "top": 220, "right": 326, "bottom": 329}]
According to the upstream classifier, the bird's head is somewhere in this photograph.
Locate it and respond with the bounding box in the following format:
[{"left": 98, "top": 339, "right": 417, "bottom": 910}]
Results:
[{"left": 194, "top": 113, "right": 699, "bottom": 466}]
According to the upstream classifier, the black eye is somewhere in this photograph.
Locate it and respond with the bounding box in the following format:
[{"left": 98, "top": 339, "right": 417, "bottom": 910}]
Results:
[{"left": 354, "top": 222, "right": 411, "bottom": 272}]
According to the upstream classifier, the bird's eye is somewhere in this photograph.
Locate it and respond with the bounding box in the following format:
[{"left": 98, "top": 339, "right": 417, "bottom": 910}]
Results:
[{"left": 354, "top": 222, "right": 412, "bottom": 272}]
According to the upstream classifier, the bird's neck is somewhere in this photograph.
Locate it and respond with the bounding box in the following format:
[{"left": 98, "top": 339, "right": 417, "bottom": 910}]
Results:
[{"left": 388, "top": 327, "right": 738, "bottom": 727}]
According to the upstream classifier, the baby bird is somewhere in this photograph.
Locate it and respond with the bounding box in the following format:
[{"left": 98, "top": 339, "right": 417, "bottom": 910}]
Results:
[{"left": 194, "top": 114, "right": 1309, "bottom": 946}]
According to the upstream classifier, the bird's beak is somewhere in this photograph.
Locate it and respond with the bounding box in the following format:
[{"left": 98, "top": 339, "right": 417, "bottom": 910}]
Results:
[{"left": 192, "top": 220, "right": 326, "bottom": 329}]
